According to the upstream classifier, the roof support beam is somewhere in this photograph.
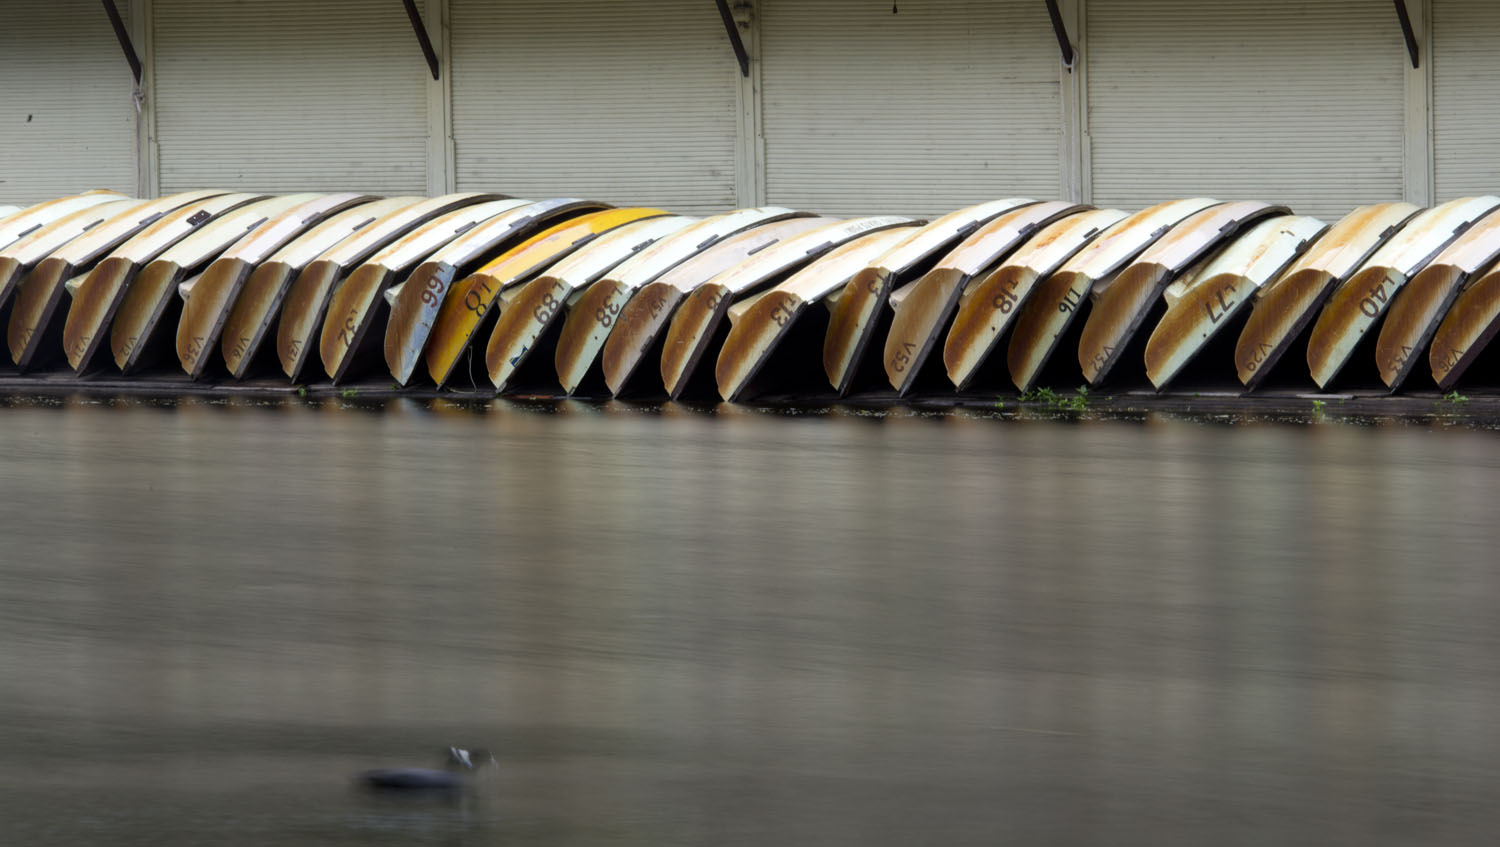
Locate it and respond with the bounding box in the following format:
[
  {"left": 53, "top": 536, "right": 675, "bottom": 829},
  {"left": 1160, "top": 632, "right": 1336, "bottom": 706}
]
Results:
[
  {"left": 1393, "top": 0, "right": 1419, "bottom": 68},
  {"left": 714, "top": 0, "right": 751, "bottom": 77},
  {"left": 100, "top": 0, "right": 142, "bottom": 84},
  {"left": 1044, "top": 0, "right": 1076, "bottom": 68},
  {"left": 402, "top": 0, "right": 441, "bottom": 80}
]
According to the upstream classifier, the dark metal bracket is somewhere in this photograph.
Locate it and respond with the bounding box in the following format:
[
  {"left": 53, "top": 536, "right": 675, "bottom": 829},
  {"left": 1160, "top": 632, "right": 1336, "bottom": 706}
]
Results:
[
  {"left": 714, "top": 0, "right": 751, "bottom": 77},
  {"left": 1043, "top": 0, "right": 1076, "bottom": 69},
  {"left": 100, "top": 0, "right": 143, "bottom": 84},
  {"left": 1393, "top": 0, "right": 1419, "bottom": 68},
  {"left": 402, "top": 0, "right": 441, "bottom": 80}
]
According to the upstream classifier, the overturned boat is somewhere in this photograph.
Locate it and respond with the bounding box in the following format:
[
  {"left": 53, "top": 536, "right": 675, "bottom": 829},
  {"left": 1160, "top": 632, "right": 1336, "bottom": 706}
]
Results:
[
  {"left": 1374, "top": 211, "right": 1500, "bottom": 391},
  {"left": 596, "top": 216, "right": 834, "bottom": 396},
  {"left": 1077, "top": 201, "right": 1286, "bottom": 386},
  {"left": 483, "top": 215, "right": 696, "bottom": 393},
  {"left": 276, "top": 193, "right": 505, "bottom": 381},
  {"left": 1427, "top": 242, "right": 1500, "bottom": 389},
  {"left": 61, "top": 192, "right": 275, "bottom": 373},
  {"left": 882, "top": 201, "right": 1088, "bottom": 395},
  {"left": 0, "top": 191, "right": 132, "bottom": 252},
  {"left": 1005, "top": 198, "right": 1218, "bottom": 392},
  {"left": 218, "top": 196, "right": 425, "bottom": 379},
  {"left": 1233, "top": 202, "right": 1419, "bottom": 389},
  {"left": 175, "top": 193, "right": 378, "bottom": 378},
  {"left": 106, "top": 195, "right": 318, "bottom": 374},
  {"left": 421, "top": 207, "right": 669, "bottom": 388},
  {"left": 552, "top": 207, "right": 805, "bottom": 395},
  {"left": 823, "top": 198, "right": 1034, "bottom": 395},
  {"left": 9, "top": 190, "right": 239, "bottom": 371},
  {"left": 714, "top": 227, "right": 915, "bottom": 402},
  {"left": 320, "top": 199, "right": 547, "bottom": 383},
  {"left": 382, "top": 198, "right": 618, "bottom": 386},
  {"left": 1143, "top": 215, "right": 1326, "bottom": 390},
  {"left": 1305, "top": 196, "right": 1500, "bottom": 389},
  {"left": 659, "top": 216, "right": 916, "bottom": 399},
  {"left": 0, "top": 196, "right": 143, "bottom": 310},
  {"left": 943, "top": 209, "right": 1126, "bottom": 391}
]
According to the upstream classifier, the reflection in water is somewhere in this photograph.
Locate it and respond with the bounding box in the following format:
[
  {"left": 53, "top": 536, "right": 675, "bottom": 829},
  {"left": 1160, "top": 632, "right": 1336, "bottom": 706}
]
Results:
[{"left": 1, "top": 397, "right": 1498, "bottom": 845}]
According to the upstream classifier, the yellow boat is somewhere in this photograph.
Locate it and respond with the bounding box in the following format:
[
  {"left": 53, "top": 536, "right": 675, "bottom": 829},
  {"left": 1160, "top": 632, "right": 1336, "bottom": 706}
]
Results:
[
  {"left": 380, "top": 198, "right": 607, "bottom": 386},
  {"left": 483, "top": 215, "right": 696, "bottom": 393},
  {"left": 275, "top": 193, "right": 504, "bottom": 381},
  {"left": 423, "top": 207, "right": 671, "bottom": 389}
]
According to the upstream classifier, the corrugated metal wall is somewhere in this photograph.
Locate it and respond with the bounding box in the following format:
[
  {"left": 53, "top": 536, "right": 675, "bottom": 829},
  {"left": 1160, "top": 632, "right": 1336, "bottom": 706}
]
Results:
[
  {"left": 1433, "top": 0, "right": 1500, "bottom": 200},
  {"left": 0, "top": 0, "right": 137, "bottom": 204},
  {"left": 1086, "top": 0, "right": 1406, "bottom": 219},
  {"left": 759, "top": 0, "right": 1063, "bottom": 217},
  {"left": 153, "top": 0, "right": 429, "bottom": 194},
  {"left": 449, "top": 0, "right": 739, "bottom": 214}
]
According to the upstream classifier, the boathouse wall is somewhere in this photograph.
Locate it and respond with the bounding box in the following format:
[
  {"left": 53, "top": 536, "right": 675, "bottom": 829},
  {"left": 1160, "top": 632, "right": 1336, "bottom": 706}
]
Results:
[{"left": 3, "top": 1, "right": 1498, "bottom": 215}]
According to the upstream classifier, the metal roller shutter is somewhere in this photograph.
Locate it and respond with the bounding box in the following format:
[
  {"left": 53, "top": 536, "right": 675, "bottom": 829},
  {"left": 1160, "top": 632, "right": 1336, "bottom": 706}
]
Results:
[
  {"left": 1433, "top": 0, "right": 1500, "bottom": 200},
  {"left": 450, "top": 0, "right": 739, "bottom": 214},
  {"left": 0, "top": 1, "right": 137, "bottom": 204},
  {"left": 153, "top": 0, "right": 429, "bottom": 194},
  {"left": 1086, "top": 0, "right": 1405, "bottom": 219},
  {"left": 759, "top": 0, "right": 1063, "bottom": 217}
]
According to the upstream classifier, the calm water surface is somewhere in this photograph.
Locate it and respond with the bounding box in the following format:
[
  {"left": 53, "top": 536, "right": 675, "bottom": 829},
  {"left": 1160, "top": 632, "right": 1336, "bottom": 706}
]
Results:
[{"left": 1, "top": 396, "right": 1498, "bottom": 845}]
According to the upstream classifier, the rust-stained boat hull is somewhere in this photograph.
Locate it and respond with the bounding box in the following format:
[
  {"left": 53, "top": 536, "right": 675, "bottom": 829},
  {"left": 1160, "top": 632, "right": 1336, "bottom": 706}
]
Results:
[
  {"left": 478, "top": 215, "right": 696, "bottom": 393},
  {"left": 423, "top": 208, "right": 669, "bottom": 388},
  {"left": 714, "top": 289, "right": 805, "bottom": 402},
  {"left": 1076, "top": 262, "right": 1171, "bottom": 385},
  {"left": 599, "top": 281, "right": 686, "bottom": 395},
  {"left": 176, "top": 257, "right": 251, "bottom": 378},
  {"left": 380, "top": 198, "right": 609, "bottom": 386},
  {"left": 1076, "top": 202, "right": 1287, "bottom": 386},
  {"left": 384, "top": 261, "right": 464, "bottom": 385},
  {"left": 221, "top": 261, "right": 296, "bottom": 378},
  {"left": 276, "top": 260, "right": 342, "bottom": 381},
  {"left": 881, "top": 202, "right": 1088, "bottom": 394},
  {"left": 1231, "top": 204, "right": 1423, "bottom": 389},
  {"left": 1234, "top": 268, "right": 1338, "bottom": 388},
  {"left": 1005, "top": 270, "right": 1098, "bottom": 393},
  {"left": 111, "top": 260, "right": 187, "bottom": 373},
  {"left": 7, "top": 257, "right": 74, "bottom": 369},
  {"left": 1143, "top": 215, "right": 1326, "bottom": 390},
  {"left": 61, "top": 256, "right": 141, "bottom": 373},
  {"left": 483, "top": 276, "right": 572, "bottom": 391},
  {"left": 1146, "top": 273, "right": 1259, "bottom": 390},
  {"left": 1375, "top": 212, "right": 1500, "bottom": 391},
  {"left": 1429, "top": 268, "right": 1500, "bottom": 389},
  {"left": 1377, "top": 264, "right": 1467, "bottom": 390},
  {"left": 820, "top": 198, "right": 1038, "bottom": 395},
  {"left": 319, "top": 264, "right": 402, "bottom": 383},
  {"left": 1307, "top": 265, "right": 1410, "bottom": 388},
  {"left": 1305, "top": 197, "right": 1500, "bottom": 389},
  {"left": 654, "top": 217, "right": 916, "bottom": 398},
  {"left": 1003, "top": 199, "right": 1222, "bottom": 392},
  {"left": 0, "top": 198, "right": 144, "bottom": 309},
  {"left": 712, "top": 227, "right": 918, "bottom": 402},
  {"left": 882, "top": 268, "right": 969, "bottom": 394},
  {"left": 943, "top": 265, "right": 1041, "bottom": 391},
  {"left": 660, "top": 283, "right": 735, "bottom": 399},
  {"left": 941, "top": 209, "right": 1128, "bottom": 392}
]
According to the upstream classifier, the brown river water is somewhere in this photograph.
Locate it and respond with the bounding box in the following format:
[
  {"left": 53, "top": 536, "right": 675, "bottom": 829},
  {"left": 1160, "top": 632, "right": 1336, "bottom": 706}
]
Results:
[{"left": 1, "top": 395, "right": 1498, "bottom": 845}]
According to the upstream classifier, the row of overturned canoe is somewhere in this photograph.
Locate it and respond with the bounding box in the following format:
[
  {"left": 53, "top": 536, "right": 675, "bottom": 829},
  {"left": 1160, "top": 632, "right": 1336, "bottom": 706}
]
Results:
[{"left": 1, "top": 189, "right": 1499, "bottom": 399}]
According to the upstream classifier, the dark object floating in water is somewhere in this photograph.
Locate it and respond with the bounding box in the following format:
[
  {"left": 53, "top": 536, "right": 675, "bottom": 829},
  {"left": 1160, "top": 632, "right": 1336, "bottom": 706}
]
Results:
[{"left": 358, "top": 746, "right": 495, "bottom": 794}]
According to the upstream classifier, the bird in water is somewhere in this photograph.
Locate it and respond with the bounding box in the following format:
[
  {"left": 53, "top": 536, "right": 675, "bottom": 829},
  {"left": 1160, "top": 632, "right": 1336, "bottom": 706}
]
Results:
[{"left": 358, "top": 747, "right": 496, "bottom": 795}]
